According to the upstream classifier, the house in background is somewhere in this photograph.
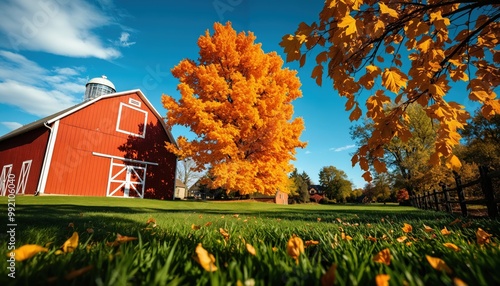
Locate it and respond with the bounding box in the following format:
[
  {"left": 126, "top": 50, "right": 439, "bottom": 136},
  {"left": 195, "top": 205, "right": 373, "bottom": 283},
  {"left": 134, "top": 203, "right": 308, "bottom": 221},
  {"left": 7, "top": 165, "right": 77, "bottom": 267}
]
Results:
[
  {"left": 0, "top": 77, "right": 178, "bottom": 199},
  {"left": 174, "top": 179, "right": 186, "bottom": 200}
]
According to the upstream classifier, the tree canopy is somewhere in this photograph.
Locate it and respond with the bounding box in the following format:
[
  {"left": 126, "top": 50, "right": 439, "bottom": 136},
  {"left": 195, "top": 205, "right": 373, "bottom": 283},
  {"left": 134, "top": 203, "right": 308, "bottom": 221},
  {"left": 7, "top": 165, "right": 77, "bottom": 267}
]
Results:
[
  {"left": 162, "top": 22, "right": 306, "bottom": 195},
  {"left": 281, "top": 0, "right": 500, "bottom": 181},
  {"left": 319, "top": 165, "right": 353, "bottom": 202}
]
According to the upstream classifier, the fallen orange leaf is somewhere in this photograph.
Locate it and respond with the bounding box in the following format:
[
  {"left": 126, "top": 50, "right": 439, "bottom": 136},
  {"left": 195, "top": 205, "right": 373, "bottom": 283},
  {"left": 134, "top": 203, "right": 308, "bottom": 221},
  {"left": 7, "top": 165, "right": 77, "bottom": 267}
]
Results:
[
  {"left": 194, "top": 243, "right": 217, "bottom": 272},
  {"left": 321, "top": 263, "right": 337, "bottom": 286},
  {"left": 402, "top": 223, "right": 413, "bottom": 233},
  {"left": 449, "top": 218, "right": 461, "bottom": 226},
  {"left": 443, "top": 242, "right": 460, "bottom": 252},
  {"left": 441, "top": 227, "right": 452, "bottom": 235},
  {"left": 116, "top": 234, "right": 138, "bottom": 243},
  {"left": 246, "top": 243, "right": 256, "bottom": 256},
  {"left": 426, "top": 255, "right": 452, "bottom": 274},
  {"left": 453, "top": 277, "right": 468, "bottom": 286},
  {"left": 287, "top": 235, "right": 304, "bottom": 263},
  {"left": 476, "top": 228, "right": 492, "bottom": 245},
  {"left": 305, "top": 240, "right": 320, "bottom": 247},
  {"left": 62, "top": 232, "right": 79, "bottom": 253},
  {"left": 7, "top": 244, "right": 48, "bottom": 261},
  {"left": 219, "top": 228, "right": 230, "bottom": 241},
  {"left": 366, "top": 236, "right": 377, "bottom": 242},
  {"left": 423, "top": 224, "right": 434, "bottom": 233},
  {"left": 373, "top": 248, "right": 391, "bottom": 265},
  {"left": 205, "top": 221, "right": 212, "bottom": 227},
  {"left": 396, "top": 236, "right": 407, "bottom": 243},
  {"left": 341, "top": 232, "right": 353, "bottom": 241},
  {"left": 375, "top": 274, "right": 390, "bottom": 286},
  {"left": 191, "top": 224, "right": 201, "bottom": 230}
]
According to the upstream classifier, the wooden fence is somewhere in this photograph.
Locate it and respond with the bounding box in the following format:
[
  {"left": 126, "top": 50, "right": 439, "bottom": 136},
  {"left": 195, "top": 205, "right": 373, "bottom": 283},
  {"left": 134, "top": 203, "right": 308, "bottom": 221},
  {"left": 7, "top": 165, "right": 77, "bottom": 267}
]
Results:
[{"left": 409, "top": 166, "right": 500, "bottom": 218}]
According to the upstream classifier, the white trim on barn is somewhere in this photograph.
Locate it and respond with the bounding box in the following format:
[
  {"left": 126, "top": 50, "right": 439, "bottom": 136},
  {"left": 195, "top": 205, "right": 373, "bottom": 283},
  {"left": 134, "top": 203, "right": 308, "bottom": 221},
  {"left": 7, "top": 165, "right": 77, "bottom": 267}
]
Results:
[
  {"left": 16, "top": 160, "right": 32, "bottom": 194},
  {"left": 0, "top": 164, "right": 13, "bottom": 196},
  {"left": 115, "top": 102, "right": 148, "bottom": 138},
  {"left": 37, "top": 120, "right": 60, "bottom": 195}
]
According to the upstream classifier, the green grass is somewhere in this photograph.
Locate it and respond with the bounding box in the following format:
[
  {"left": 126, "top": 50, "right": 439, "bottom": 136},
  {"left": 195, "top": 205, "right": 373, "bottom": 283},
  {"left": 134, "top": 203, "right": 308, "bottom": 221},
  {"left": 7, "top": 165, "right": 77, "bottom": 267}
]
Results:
[{"left": 1, "top": 196, "right": 499, "bottom": 285}]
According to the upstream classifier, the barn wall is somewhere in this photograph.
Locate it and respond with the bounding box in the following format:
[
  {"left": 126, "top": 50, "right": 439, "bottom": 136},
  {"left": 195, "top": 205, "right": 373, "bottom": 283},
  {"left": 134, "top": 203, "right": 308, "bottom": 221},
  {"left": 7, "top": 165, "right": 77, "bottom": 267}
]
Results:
[
  {"left": 44, "top": 92, "right": 176, "bottom": 199},
  {"left": 0, "top": 127, "right": 49, "bottom": 195}
]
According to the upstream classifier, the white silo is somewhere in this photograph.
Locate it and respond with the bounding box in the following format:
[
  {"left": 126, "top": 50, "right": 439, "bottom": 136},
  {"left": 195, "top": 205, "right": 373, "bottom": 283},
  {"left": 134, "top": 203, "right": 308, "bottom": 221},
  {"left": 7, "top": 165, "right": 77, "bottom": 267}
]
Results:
[{"left": 84, "top": 75, "right": 116, "bottom": 101}]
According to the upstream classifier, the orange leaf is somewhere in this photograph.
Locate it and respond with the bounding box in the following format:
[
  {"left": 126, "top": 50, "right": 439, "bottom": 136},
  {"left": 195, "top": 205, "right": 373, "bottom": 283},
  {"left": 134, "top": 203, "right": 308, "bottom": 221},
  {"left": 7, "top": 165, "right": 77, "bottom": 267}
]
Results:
[
  {"left": 445, "top": 155, "right": 462, "bottom": 172},
  {"left": 396, "top": 236, "right": 407, "bottom": 243},
  {"left": 453, "top": 277, "right": 468, "bottom": 286},
  {"left": 373, "top": 248, "right": 391, "bottom": 265},
  {"left": 476, "top": 228, "right": 492, "bottom": 245},
  {"left": 382, "top": 68, "right": 408, "bottom": 94},
  {"left": 191, "top": 224, "right": 201, "bottom": 230},
  {"left": 375, "top": 274, "right": 390, "bottom": 286},
  {"left": 449, "top": 218, "right": 461, "bottom": 225},
  {"left": 305, "top": 240, "right": 320, "bottom": 247},
  {"left": 7, "top": 244, "right": 48, "bottom": 261},
  {"left": 62, "top": 232, "right": 79, "bottom": 253},
  {"left": 116, "top": 234, "right": 138, "bottom": 243},
  {"left": 366, "top": 236, "right": 377, "bottom": 242},
  {"left": 219, "top": 228, "right": 230, "bottom": 241},
  {"left": 443, "top": 243, "right": 460, "bottom": 252},
  {"left": 321, "top": 263, "right": 337, "bottom": 286},
  {"left": 287, "top": 235, "right": 304, "bottom": 263},
  {"left": 426, "top": 255, "right": 452, "bottom": 274},
  {"left": 441, "top": 227, "right": 452, "bottom": 236},
  {"left": 246, "top": 243, "right": 256, "bottom": 256},
  {"left": 349, "top": 105, "right": 362, "bottom": 121},
  {"left": 379, "top": 2, "right": 398, "bottom": 18},
  {"left": 402, "top": 223, "right": 413, "bottom": 233},
  {"left": 423, "top": 225, "right": 434, "bottom": 233},
  {"left": 194, "top": 243, "right": 217, "bottom": 272}
]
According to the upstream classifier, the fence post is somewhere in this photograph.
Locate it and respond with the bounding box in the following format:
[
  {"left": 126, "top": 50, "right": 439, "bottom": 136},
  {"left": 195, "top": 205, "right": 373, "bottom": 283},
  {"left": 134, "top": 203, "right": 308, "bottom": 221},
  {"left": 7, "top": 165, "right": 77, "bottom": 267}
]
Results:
[
  {"left": 425, "top": 192, "right": 430, "bottom": 209},
  {"left": 433, "top": 189, "right": 439, "bottom": 211},
  {"left": 453, "top": 171, "right": 467, "bottom": 217},
  {"left": 479, "top": 166, "right": 498, "bottom": 218},
  {"left": 441, "top": 184, "right": 451, "bottom": 214},
  {"left": 416, "top": 194, "right": 421, "bottom": 209}
]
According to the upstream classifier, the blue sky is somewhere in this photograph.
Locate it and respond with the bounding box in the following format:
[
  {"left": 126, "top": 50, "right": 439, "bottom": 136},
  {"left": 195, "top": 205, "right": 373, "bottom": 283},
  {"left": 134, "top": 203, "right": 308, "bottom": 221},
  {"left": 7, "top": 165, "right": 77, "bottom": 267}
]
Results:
[{"left": 0, "top": 0, "right": 482, "bottom": 188}]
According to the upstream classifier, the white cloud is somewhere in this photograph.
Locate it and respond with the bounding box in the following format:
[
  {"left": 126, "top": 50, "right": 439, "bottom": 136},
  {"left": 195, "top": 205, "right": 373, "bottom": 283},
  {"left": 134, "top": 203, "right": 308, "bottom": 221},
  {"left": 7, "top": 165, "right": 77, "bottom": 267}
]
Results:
[
  {"left": 0, "top": 51, "right": 84, "bottom": 116},
  {"left": 0, "top": 0, "right": 121, "bottom": 59},
  {"left": 118, "top": 32, "right": 136, "bottom": 47},
  {"left": 1, "top": 121, "right": 23, "bottom": 130},
  {"left": 330, "top": 144, "right": 356, "bottom": 152}
]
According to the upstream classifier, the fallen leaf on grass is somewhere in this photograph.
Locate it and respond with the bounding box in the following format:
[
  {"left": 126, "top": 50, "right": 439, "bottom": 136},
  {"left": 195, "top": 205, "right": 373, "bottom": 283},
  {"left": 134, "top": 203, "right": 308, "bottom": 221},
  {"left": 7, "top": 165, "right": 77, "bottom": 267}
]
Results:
[
  {"left": 305, "top": 240, "right": 320, "bottom": 247},
  {"left": 449, "top": 218, "right": 461, "bottom": 225},
  {"left": 426, "top": 255, "right": 452, "bottom": 274},
  {"left": 443, "top": 242, "right": 460, "bottom": 252},
  {"left": 106, "top": 233, "right": 138, "bottom": 247},
  {"left": 62, "top": 232, "right": 79, "bottom": 253},
  {"left": 476, "top": 228, "right": 492, "bottom": 245},
  {"left": 373, "top": 248, "right": 391, "bottom": 265},
  {"left": 219, "top": 228, "right": 230, "bottom": 241},
  {"left": 191, "top": 224, "right": 201, "bottom": 230},
  {"left": 246, "top": 243, "right": 256, "bottom": 256},
  {"left": 396, "top": 236, "right": 407, "bottom": 243},
  {"left": 194, "top": 243, "right": 217, "bottom": 272},
  {"left": 146, "top": 217, "right": 157, "bottom": 227},
  {"left": 287, "top": 235, "right": 304, "bottom": 264},
  {"left": 321, "top": 263, "right": 337, "bottom": 286},
  {"left": 402, "top": 223, "right": 413, "bottom": 233},
  {"left": 423, "top": 224, "right": 434, "bottom": 233},
  {"left": 64, "top": 265, "right": 94, "bottom": 280},
  {"left": 7, "top": 244, "right": 48, "bottom": 261},
  {"left": 441, "top": 227, "right": 452, "bottom": 235},
  {"left": 375, "top": 274, "right": 390, "bottom": 286},
  {"left": 453, "top": 277, "right": 468, "bottom": 286},
  {"left": 341, "top": 232, "right": 353, "bottom": 241},
  {"left": 366, "top": 236, "right": 377, "bottom": 242},
  {"left": 205, "top": 222, "right": 212, "bottom": 227}
]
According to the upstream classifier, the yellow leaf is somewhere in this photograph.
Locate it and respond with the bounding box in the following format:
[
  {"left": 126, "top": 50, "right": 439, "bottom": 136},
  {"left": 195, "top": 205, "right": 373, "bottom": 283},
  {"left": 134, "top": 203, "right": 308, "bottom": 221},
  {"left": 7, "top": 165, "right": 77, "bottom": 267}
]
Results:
[
  {"left": 7, "top": 244, "right": 48, "bottom": 261},
  {"left": 453, "top": 277, "right": 468, "bottom": 286},
  {"left": 219, "top": 228, "right": 230, "bottom": 241},
  {"left": 423, "top": 225, "right": 434, "bottom": 233},
  {"left": 375, "top": 274, "right": 390, "bottom": 286},
  {"left": 476, "top": 228, "right": 492, "bottom": 245},
  {"left": 62, "top": 232, "right": 79, "bottom": 253},
  {"left": 296, "top": 34, "right": 307, "bottom": 44},
  {"left": 379, "top": 2, "right": 398, "bottom": 18},
  {"left": 287, "top": 235, "right": 304, "bottom": 263},
  {"left": 341, "top": 232, "right": 353, "bottom": 241},
  {"left": 321, "top": 263, "right": 337, "bottom": 286},
  {"left": 246, "top": 243, "right": 256, "bottom": 256},
  {"left": 373, "top": 248, "right": 391, "bottom": 265},
  {"left": 441, "top": 227, "right": 452, "bottom": 236},
  {"left": 396, "top": 236, "right": 407, "bottom": 243},
  {"left": 445, "top": 155, "right": 462, "bottom": 172},
  {"left": 194, "top": 243, "right": 217, "bottom": 272},
  {"left": 426, "top": 255, "right": 452, "bottom": 274},
  {"left": 191, "top": 224, "right": 201, "bottom": 230},
  {"left": 382, "top": 68, "right": 408, "bottom": 94},
  {"left": 443, "top": 243, "right": 460, "bottom": 252},
  {"left": 402, "top": 223, "right": 413, "bottom": 233},
  {"left": 337, "top": 14, "right": 357, "bottom": 35}
]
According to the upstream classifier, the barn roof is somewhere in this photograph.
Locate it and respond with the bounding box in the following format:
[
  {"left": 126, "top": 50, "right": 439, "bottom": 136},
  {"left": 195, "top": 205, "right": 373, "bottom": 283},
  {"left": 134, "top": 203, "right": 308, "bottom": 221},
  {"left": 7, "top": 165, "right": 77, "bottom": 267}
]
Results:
[{"left": 0, "top": 89, "right": 177, "bottom": 147}]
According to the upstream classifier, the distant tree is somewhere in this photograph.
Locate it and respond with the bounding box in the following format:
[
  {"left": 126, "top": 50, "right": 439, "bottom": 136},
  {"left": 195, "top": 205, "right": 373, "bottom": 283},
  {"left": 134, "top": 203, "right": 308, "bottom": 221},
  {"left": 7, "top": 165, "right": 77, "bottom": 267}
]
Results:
[
  {"left": 289, "top": 168, "right": 310, "bottom": 203},
  {"left": 457, "top": 111, "right": 500, "bottom": 169},
  {"left": 176, "top": 158, "right": 201, "bottom": 190},
  {"left": 300, "top": 171, "right": 312, "bottom": 187},
  {"left": 372, "top": 173, "right": 393, "bottom": 203},
  {"left": 281, "top": 0, "right": 500, "bottom": 181},
  {"left": 163, "top": 22, "right": 306, "bottom": 196},
  {"left": 396, "top": 189, "right": 410, "bottom": 203},
  {"left": 319, "top": 166, "right": 353, "bottom": 202}
]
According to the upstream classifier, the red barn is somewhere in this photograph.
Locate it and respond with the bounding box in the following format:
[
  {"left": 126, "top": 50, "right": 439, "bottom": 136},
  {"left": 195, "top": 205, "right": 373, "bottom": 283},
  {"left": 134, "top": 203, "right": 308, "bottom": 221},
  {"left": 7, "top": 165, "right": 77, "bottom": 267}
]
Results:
[{"left": 0, "top": 89, "right": 177, "bottom": 199}]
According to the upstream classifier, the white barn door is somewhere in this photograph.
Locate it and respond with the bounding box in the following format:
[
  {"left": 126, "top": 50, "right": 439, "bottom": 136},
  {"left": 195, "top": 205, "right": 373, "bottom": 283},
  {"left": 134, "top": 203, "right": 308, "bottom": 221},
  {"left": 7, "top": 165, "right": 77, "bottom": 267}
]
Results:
[{"left": 106, "top": 159, "right": 147, "bottom": 198}]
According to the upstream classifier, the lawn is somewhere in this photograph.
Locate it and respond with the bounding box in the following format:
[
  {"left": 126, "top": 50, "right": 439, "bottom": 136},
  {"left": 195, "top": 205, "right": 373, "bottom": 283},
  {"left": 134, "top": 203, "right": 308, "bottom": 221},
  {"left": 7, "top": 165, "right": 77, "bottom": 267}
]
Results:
[{"left": 0, "top": 196, "right": 499, "bottom": 285}]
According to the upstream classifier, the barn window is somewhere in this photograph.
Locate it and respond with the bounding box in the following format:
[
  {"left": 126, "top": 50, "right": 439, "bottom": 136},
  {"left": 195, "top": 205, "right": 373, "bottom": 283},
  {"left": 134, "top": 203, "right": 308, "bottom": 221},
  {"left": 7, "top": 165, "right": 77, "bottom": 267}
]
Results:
[
  {"left": 116, "top": 102, "right": 148, "bottom": 138},
  {"left": 128, "top": 98, "right": 141, "bottom": 107}
]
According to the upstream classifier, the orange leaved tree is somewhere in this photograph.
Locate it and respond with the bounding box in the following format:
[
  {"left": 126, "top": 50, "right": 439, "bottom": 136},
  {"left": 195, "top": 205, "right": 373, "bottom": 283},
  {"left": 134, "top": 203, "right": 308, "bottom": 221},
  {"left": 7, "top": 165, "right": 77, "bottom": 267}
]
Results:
[
  {"left": 162, "top": 22, "right": 306, "bottom": 195},
  {"left": 280, "top": 0, "right": 500, "bottom": 181}
]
